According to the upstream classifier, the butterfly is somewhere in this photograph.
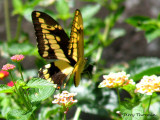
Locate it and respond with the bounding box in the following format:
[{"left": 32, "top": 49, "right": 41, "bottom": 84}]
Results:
[{"left": 32, "top": 9, "right": 86, "bottom": 88}]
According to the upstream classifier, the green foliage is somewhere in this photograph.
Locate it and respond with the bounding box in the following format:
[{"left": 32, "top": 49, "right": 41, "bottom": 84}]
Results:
[
  {"left": 127, "top": 57, "right": 160, "bottom": 81},
  {"left": 38, "top": 105, "right": 61, "bottom": 120},
  {"left": 126, "top": 16, "right": 160, "bottom": 42},
  {"left": 56, "top": 0, "right": 70, "bottom": 20},
  {"left": 27, "top": 78, "right": 56, "bottom": 102},
  {"left": 8, "top": 43, "right": 36, "bottom": 55},
  {"left": 121, "top": 103, "right": 144, "bottom": 120},
  {"left": 0, "top": 85, "right": 14, "bottom": 93},
  {"left": 7, "top": 107, "right": 36, "bottom": 120}
]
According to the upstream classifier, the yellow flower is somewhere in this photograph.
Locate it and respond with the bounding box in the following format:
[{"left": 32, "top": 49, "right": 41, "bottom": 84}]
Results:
[
  {"left": 135, "top": 75, "right": 160, "bottom": 95},
  {"left": 99, "top": 71, "right": 135, "bottom": 88}
]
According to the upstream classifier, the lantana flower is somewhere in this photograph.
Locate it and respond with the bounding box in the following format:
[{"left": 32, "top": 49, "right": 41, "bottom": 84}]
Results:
[
  {"left": 7, "top": 81, "right": 15, "bottom": 87},
  {"left": 99, "top": 71, "right": 135, "bottom": 88},
  {"left": 2, "top": 64, "right": 16, "bottom": 71},
  {"left": 135, "top": 75, "right": 160, "bottom": 95},
  {"left": 0, "top": 70, "right": 9, "bottom": 80},
  {"left": 52, "top": 91, "right": 78, "bottom": 113},
  {"left": 11, "top": 54, "right": 25, "bottom": 62}
]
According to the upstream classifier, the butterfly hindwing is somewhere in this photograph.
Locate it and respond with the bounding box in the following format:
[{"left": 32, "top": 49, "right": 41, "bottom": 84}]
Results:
[{"left": 38, "top": 61, "right": 74, "bottom": 87}]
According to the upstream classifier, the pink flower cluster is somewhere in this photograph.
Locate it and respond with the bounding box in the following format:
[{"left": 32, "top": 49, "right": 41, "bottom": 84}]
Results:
[
  {"left": 11, "top": 54, "right": 24, "bottom": 62},
  {"left": 7, "top": 81, "right": 15, "bottom": 87},
  {"left": 2, "top": 64, "right": 16, "bottom": 71}
]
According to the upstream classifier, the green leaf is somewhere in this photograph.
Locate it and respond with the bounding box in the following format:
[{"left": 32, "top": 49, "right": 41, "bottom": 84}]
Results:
[
  {"left": 122, "top": 84, "right": 136, "bottom": 97},
  {"left": 121, "top": 103, "right": 144, "bottom": 120},
  {"left": 7, "top": 107, "right": 36, "bottom": 120},
  {"left": 0, "top": 94, "right": 12, "bottom": 117},
  {"left": 145, "top": 29, "right": 160, "bottom": 43},
  {"left": 27, "top": 78, "right": 56, "bottom": 102},
  {"left": 56, "top": 0, "right": 70, "bottom": 20},
  {"left": 38, "top": 105, "right": 61, "bottom": 120},
  {"left": 81, "top": 4, "right": 101, "bottom": 21},
  {"left": 127, "top": 57, "right": 160, "bottom": 81},
  {"left": 12, "top": 0, "right": 24, "bottom": 15},
  {"left": 28, "top": 87, "right": 55, "bottom": 103},
  {"left": 26, "top": 78, "right": 56, "bottom": 88},
  {"left": 0, "top": 84, "right": 14, "bottom": 93},
  {"left": 126, "top": 16, "right": 150, "bottom": 28},
  {"left": 8, "top": 43, "right": 36, "bottom": 55}
]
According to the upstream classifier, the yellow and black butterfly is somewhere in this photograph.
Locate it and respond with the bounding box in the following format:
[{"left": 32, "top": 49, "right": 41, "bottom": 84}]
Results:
[{"left": 32, "top": 9, "right": 86, "bottom": 88}]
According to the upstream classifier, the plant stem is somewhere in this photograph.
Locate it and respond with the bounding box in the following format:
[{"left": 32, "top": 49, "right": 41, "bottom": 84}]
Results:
[
  {"left": 92, "top": 18, "right": 111, "bottom": 74},
  {"left": 73, "top": 107, "right": 81, "bottom": 120},
  {"left": 4, "top": 0, "right": 11, "bottom": 42},
  {"left": 9, "top": 71, "right": 19, "bottom": 95},
  {"left": 17, "top": 62, "right": 24, "bottom": 81},
  {"left": 15, "top": 15, "right": 23, "bottom": 41},
  {"left": 9, "top": 71, "right": 35, "bottom": 119},
  {"left": 63, "top": 113, "right": 66, "bottom": 120},
  {"left": 146, "top": 95, "right": 152, "bottom": 114},
  {"left": 116, "top": 88, "right": 121, "bottom": 110}
]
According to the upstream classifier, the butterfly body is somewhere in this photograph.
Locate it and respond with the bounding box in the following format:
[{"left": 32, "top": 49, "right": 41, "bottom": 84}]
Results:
[{"left": 32, "top": 10, "right": 85, "bottom": 88}]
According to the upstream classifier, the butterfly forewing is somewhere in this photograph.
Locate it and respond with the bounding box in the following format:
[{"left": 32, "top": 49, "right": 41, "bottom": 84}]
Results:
[
  {"left": 69, "top": 10, "right": 85, "bottom": 60},
  {"left": 69, "top": 10, "right": 86, "bottom": 86},
  {"left": 32, "top": 11, "right": 71, "bottom": 63}
]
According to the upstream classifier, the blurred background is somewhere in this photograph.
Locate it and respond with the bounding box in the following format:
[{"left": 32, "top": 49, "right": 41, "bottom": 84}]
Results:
[{"left": 1, "top": 0, "right": 160, "bottom": 69}]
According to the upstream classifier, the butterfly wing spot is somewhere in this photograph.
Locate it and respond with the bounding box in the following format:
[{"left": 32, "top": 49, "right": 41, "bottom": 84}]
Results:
[
  {"left": 73, "top": 43, "right": 77, "bottom": 49},
  {"left": 43, "top": 69, "right": 48, "bottom": 74},
  {"left": 58, "top": 25, "right": 62, "bottom": 30},
  {"left": 73, "top": 33, "right": 77, "bottom": 38},
  {"left": 36, "top": 12, "right": 41, "bottom": 17},
  {"left": 75, "top": 11, "right": 79, "bottom": 15},
  {"left": 42, "top": 29, "right": 50, "bottom": 33},
  {"left": 39, "top": 18, "right": 45, "bottom": 23},
  {"left": 49, "top": 39, "right": 57, "bottom": 44},
  {"left": 68, "top": 44, "right": 72, "bottom": 49},
  {"left": 75, "top": 17, "right": 78, "bottom": 22},
  {"left": 41, "top": 24, "right": 55, "bottom": 30},
  {"left": 74, "top": 23, "right": 78, "bottom": 29},
  {"left": 47, "top": 78, "right": 52, "bottom": 82},
  {"left": 44, "top": 73, "right": 50, "bottom": 79},
  {"left": 42, "top": 51, "right": 48, "bottom": 57},
  {"left": 45, "top": 64, "right": 51, "bottom": 68},
  {"left": 55, "top": 53, "right": 65, "bottom": 58},
  {"left": 50, "top": 44, "right": 60, "bottom": 49},
  {"left": 44, "top": 39, "right": 48, "bottom": 44},
  {"left": 68, "top": 50, "right": 71, "bottom": 54},
  {"left": 56, "top": 36, "right": 61, "bottom": 42},
  {"left": 44, "top": 45, "right": 49, "bottom": 50},
  {"left": 46, "top": 34, "right": 55, "bottom": 40}
]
